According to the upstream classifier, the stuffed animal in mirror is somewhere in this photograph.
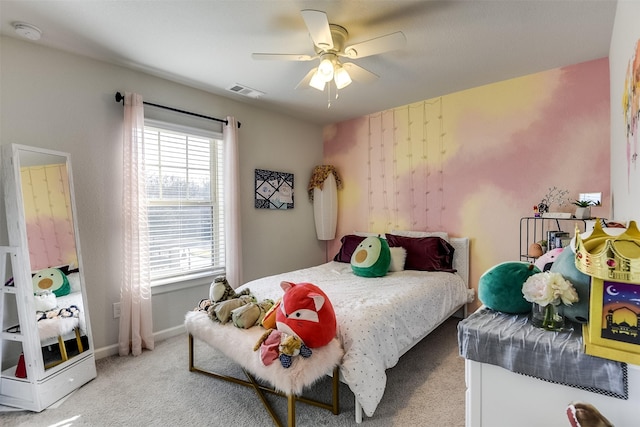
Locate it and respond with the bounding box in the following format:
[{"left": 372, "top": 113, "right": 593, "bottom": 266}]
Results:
[
  {"left": 34, "top": 291, "right": 57, "bottom": 312},
  {"left": 32, "top": 267, "right": 70, "bottom": 297}
]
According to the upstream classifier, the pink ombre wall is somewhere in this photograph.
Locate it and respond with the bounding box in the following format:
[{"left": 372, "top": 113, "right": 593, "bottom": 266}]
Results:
[{"left": 323, "top": 58, "right": 610, "bottom": 311}]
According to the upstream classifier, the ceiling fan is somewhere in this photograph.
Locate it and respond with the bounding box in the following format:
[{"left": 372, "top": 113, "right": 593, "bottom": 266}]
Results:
[{"left": 252, "top": 9, "right": 406, "bottom": 92}]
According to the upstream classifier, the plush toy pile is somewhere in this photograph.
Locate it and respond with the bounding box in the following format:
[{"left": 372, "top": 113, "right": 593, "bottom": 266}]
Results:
[
  {"left": 195, "top": 276, "right": 274, "bottom": 329},
  {"left": 195, "top": 277, "right": 338, "bottom": 369}
]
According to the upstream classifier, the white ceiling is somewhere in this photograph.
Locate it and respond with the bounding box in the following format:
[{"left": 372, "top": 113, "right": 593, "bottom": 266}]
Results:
[{"left": 0, "top": 0, "right": 617, "bottom": 125}]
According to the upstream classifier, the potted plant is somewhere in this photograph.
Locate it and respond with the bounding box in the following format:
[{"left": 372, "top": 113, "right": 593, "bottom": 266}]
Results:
[{"left": 572, "top": 200, "right": 594, "bottom": 219}]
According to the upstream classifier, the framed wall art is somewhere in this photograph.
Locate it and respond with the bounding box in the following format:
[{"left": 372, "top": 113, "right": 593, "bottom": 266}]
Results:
[
  {"left": 583, "top": 278, "right": 640, "bottom": 365},
  {"left": 255, "top": 169, "right": 294, "bottom": 210},
  {"left": 576, "top": 220, "right": 640, "bottom": 364}
]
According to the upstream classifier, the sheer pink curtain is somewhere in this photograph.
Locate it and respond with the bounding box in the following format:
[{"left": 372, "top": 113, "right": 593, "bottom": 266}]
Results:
[
  {"left": 119, "top": 92, "right": 154, "bottom": 356},
  {"left": 224, "top": 116, "right": 243, "bottom": 288}
]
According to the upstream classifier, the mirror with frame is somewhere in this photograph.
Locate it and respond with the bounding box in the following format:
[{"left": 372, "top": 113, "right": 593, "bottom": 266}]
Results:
[{"left": 2, "top": 144, "right": 94, "bottom": 375}]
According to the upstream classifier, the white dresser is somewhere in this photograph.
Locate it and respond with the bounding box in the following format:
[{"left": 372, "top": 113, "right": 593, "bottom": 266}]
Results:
[
  {"left": 458, "top": 308, "right": 639, "bottom": 427},
  {"left": 465, "top": 359, "right": 640, "bottom": 427}
]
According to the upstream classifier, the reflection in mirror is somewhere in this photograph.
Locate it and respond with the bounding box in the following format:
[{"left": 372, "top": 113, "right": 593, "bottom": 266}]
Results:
[
  {"left": 20, "top": 159, "right": 77, "bottom": 270},
  {"left": 17, "top": 149, "right": 90, "bottom": 369}
]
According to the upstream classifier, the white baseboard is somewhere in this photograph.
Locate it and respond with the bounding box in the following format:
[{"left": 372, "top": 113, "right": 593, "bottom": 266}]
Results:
[{"left": 93, "top": 324, "right": 186, "bottom": 360}]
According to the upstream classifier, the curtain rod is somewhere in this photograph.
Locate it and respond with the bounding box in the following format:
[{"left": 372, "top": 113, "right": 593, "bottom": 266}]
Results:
[{"left": 114, "top": 92, "right": 240, "bottom": 128}]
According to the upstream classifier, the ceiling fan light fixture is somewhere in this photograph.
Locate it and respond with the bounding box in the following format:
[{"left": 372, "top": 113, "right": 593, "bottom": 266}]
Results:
[
  {"left": 309, "top": 71, "right": 326, "bottom": 91},
  {"left": 334, "top": 66, "right": 352, "bottom": 89},
  {"left": 318, "top": 57, "right": 334, "bottom": 82}
]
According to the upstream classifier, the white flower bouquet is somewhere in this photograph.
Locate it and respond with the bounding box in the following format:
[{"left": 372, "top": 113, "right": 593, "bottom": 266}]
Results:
[{"left": 522, "top": 271, "right": 579, "bottom": 330}]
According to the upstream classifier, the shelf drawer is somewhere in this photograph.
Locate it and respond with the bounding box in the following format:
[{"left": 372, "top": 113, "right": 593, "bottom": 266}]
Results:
[
  {"left": 37, "top": 354, "right": 97, "bottom": 409},
  {"left": 0, "top": 353, "right": 96, "bottom": 411}
]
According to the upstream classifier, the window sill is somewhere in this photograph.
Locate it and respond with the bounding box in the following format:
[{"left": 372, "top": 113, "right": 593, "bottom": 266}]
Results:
[{"left": 151, "top": 270, "right": 222, "bottom": 296}]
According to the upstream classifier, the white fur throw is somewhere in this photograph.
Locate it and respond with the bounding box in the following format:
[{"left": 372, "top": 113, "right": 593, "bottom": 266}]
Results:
[
  {"left": 185, "top": 310, "right": 343, "bottom": 396},
  {"left": 388, "top": 247, "right": 407, "bottom": 272},
  {"left": 37, "top": 317, "right": 79, "bottom": 339},
  {"left": 34, "top": 292, "right": 57, "bottom": 312}
]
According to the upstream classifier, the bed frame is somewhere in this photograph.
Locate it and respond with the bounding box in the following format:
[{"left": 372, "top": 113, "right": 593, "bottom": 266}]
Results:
[
  {"left": 352, "top": 237, "right": 470, "bottom": 423},
  {"left": 186, "top": 237, "right": 471, "bottom": 426}
]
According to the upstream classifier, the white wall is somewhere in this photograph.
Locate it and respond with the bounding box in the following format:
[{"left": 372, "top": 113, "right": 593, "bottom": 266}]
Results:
[
  {"left": 0, "top": 36, "right": 325, "bottom": 353},
  {"left": 609, "top": 0, "right": 640, "bottom": 221}
]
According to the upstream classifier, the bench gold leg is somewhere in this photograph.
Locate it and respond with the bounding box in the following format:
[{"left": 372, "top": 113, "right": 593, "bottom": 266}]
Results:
[
  {"left": 75, "top": 327, "right": 84, "bottom": 353},
  {"left": 58, "top": 335, "right": 69, "bottom": 362},
  {"left": 188, "top": 333, "right": 339, "bottom": 427},
  {"left": 287, "top": 394, "right": 296, "bottom": 427}
]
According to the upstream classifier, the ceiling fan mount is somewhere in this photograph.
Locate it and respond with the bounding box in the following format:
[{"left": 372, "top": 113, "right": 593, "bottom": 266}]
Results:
[
  {"left": 314, "top": 24, "right": 348, "bottom": 55},
  {"left": 252, "top": 10, "right": 406, "bottom": 94}
]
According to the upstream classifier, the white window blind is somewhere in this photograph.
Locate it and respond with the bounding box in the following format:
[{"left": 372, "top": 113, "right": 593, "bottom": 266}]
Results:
[{"left": 143, "top": 121, "right": 224, "bottom": 282}]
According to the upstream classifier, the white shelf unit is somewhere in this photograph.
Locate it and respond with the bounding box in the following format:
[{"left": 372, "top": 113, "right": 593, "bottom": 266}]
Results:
[
  {"left": 1, "top": 247, "right": 97, "bottom": 412},
  {"left": 1, "top": 144, "right": 96, "bottom": 412}
]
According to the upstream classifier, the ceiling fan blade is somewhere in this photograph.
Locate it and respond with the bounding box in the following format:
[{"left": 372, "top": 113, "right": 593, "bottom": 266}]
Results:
[
  {"left": 301, "top": 9, "right": 333, "bottom": 50},
  {"left": 252, "top": 53, "right": 316, "bottom": 61},
  {"left": 342, "top": 63, "right": 379, "bottom": 83},
  {"left": 295, "top": 68, "right": 318, "bottom": 90},
  {"left": 343, "top": 31, "right": 406, "bottom": 59}
]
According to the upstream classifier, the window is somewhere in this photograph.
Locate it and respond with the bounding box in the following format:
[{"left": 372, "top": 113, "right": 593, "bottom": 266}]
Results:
[{"left": 143, "top": 120, "right": 224, "bottom": 284}]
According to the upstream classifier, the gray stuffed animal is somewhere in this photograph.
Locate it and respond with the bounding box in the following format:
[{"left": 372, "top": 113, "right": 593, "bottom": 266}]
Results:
[{"left": 209, "top": 275, "right": 250, "bottom": 302}]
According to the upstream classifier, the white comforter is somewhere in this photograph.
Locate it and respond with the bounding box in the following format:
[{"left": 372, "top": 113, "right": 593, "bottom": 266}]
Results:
[{"left": 237, "top": 261, "right": 469, "bottom": 417}]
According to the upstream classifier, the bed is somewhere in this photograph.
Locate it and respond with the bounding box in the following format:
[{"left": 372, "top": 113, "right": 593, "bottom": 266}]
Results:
[{"left": 186, "top": 232, "right": 473, "bottom": 424}]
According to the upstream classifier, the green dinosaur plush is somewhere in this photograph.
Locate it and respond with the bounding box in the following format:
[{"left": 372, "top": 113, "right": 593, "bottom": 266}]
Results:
[
  {"left": 478, "top": 261, "right": 541, "bottom": 314},
  {"left": 32, "top": 267, "right": 71, "bottom": 297}
]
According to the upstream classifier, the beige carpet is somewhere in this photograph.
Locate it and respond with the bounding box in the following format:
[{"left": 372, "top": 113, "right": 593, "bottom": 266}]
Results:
[{"left": 1, "top": 318, "right": 465, "bottom": 426}]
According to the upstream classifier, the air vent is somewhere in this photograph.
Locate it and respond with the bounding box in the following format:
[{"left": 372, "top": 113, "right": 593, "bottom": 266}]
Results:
[{"left": 226, "top": 84, "right": 265, "bottom": 99}]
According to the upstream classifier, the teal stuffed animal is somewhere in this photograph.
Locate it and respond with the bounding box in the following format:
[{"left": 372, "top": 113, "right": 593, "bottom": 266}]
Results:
[
  {"left": 478, "top": 261, "right": 541, "bottom": 314},
  {"left": 550, "top": 248, "right": 591, "bottom": 323},
  {"left": 351, "top": 236, "right": 391, "bottom": 277}
]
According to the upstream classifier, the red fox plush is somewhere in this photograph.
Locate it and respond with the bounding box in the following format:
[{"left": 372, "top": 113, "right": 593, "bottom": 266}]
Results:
[{"left": 275, "top": 281, "right": 337, "bottom": 348}]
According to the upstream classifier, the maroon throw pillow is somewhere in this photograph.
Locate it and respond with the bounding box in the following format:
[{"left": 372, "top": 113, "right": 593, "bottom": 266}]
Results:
[
  {"left": 385, "top": 234, "right": 456, "bottom": 272},
  {"left": 333, "top": 235, "right": 366, "bottom": 263}
]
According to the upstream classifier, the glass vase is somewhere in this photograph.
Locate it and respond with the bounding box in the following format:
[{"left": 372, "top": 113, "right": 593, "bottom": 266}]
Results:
[{"left": 530, "top": 302, "right": 565, "bottom": 331}]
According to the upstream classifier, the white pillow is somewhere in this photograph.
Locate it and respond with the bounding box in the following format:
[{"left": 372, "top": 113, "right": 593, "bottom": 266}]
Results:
[
  {"left": 388, "top": 247, "right": 407, "bottom": 272},
  {"left": 390, "top": 230, "right": 449, "bottom": 241},
  {"left": 67, "top": 272, "right": 82, "bottom": 293}
]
